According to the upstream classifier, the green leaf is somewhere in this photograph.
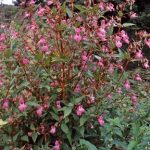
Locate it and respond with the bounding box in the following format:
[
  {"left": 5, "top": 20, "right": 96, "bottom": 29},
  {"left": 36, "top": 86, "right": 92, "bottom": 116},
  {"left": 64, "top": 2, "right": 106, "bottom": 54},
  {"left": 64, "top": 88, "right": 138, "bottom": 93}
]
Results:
[
  {"left": 66, "top": 7, "right": 73, "bottom": 18},
  {"left": 78, "top": 126, "right": 85, "bottom": 137},
  {"left": 80, "top": 139, "right": 97, "bottom": 150},
  {"left": 63, "top": 107, "right": 72, "bottom": 118},
  {"left": 21, "top": 135, "right": 29, "bottom": 142},
  {"left": 50, "top": 112, "right": 59, "bottom": 121},
  {"left": 0, "top": 119, "right": 8, "bottom": 127},
  {"left": 75, "top": 5, "right": 86, "bottom": 12},
  {"left": 61, "top": 123, "right": 69, "bottom": 134},
  {"left": 127, "top": 140, "right": 137, "bottom": 150},
  {"left": 123, "top": 23, "right": 135, "bottom": 27},
  {"left": 35, "top": 52, "right": 43, "bottom": 61},
  {"left": 80, "top": 115, "right": 88, "bottom": 126},
  {"left": 27, "top": 101, "right": 39, "bottom": 107},
  {"left": 32, "top": 132, "right": 38, "bottom": 143},
  {"left": 73, "top": 96, "right": 85, "bottom": 104}
]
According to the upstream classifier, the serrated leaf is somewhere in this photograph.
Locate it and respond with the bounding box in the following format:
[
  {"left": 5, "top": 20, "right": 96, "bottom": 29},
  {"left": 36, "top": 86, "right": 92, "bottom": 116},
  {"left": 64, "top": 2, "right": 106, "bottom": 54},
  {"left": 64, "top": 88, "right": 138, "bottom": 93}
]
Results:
[
  {"left": 0, "top": 119, "right": 8, "bottom": 126},
  {"left": 63, "top": 107, "right": 72, "bottom": 118},
  {"left": 127, "top": 140, "right": 137, "bottom": 150},
  {"left": 80, "top": 139, "right": 97, "bottom": 150},
  {"left": 21, "top": 135, "right": 29, "bottom": 142},
  {"left": 66, "top": 7, "right": 73, "bottom": 18},
  {"left": 73, "top": 96, "right": 85, "bottom": 104},
  {"left": 123, "top": 23, "right": 135, "bottom": 27},
  {"left": 61, "top": 123, "right": 69, "bottom": 134},
  {"left": 80, "top": 115, "right": 88, "bottom": 126},
  {"left": 27, "top": 101, "right": 39, "bottom": 107},
  {"left": 32, "top": 132, "right": 38, "bottom": 143}
]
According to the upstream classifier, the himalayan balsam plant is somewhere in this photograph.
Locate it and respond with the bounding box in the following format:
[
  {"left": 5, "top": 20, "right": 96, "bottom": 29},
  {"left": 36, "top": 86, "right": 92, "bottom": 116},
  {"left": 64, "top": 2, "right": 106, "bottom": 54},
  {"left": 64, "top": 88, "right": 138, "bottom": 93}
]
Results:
[{"left": 0, "top": 0, "right": 149, "bottom": 149}]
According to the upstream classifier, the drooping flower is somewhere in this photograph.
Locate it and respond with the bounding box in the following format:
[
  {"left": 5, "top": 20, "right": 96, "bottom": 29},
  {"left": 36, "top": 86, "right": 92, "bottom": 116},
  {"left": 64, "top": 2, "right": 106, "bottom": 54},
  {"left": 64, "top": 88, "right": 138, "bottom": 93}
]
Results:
[
  {"left": 2, "top": 99, "right": 9, "bottom": 109},
  {"left": 56, "top": 101, "right": 61, "bottom": 109},
  {"left": 135, "top": 73, "right": 142, "bottom": 81},
  {"left": 18, "top": 102, "right": 27, "bottom": 112},
  {"left": 0, "top": 80, "right": 3, "bottom": 86},
  {"left": 47, "top": 0, "right": 53, "bottom": 5},
  {"left": 74, "top": 29, "right": 82, "bottom": 43},
  {"left": 22, "top": 58, "right": 29, "bottom": 65},
  {"left": 108, "top": 64, "right": 114, "bottom": 73},
  {"left": 130, "top": 12, "right": 138, "bottom": 19},
  {"left": 135, "top": 50, "right": 143, "bottom": 59},
  {"left": 106, "top": 3, "right": 115, "bottom": 11},
  {"left": 37, "top": 7, "right": 46, "bottom": 17},
  {"left": 124, "top": 80, "right": 131, "bottom": 90},
  {"left": 18, "top": 97, "right": 27, "bottom": 112},
  {"left": 74, "top": 34, "right": 82, "bottom": 43},
  {"left": 145, "top": 39, "right": 150, "bottom": 48},
  {"left": 107, "top": 94, "right": 112, "bottom": 100},
  {"left": 24, "top": 12, "right": 31, "bottom": 18},
  {"left": 97, "top": 27, "right": 106, "bottom": 41},
  {"left": 50, "top": 125, "right": 56, "bottom": 134},
  {"left": 98, "top": 115, "right": 105, "bottom": 126},
  {"left": 131, "top": 94, "right": 138, "bottom": 106},
  {"left": 36, "top": 106, "right": 44, "bottom": 117},
  {"left": 120, "top": 30, "right": 129, "bottom": 44},
  {"left": 74, "top": 84, "right": 81, "bottom": 93},
  {"left": 143, "top": 59, "right": 149, "bottom": 69},
  {"left": 99, "top": 2, "right": 105, "bottom": 11},
  {"left": 54, "top": 140, "right": 61, "bottom": 150},
  {"left": 115, "top": 36, "right": 122, "bottom": 48},
  {"left": 116, "top": 87, "right": 122, "bottom": 94},
  {"left": 76, "top": 105, "right": 85, "bottom": 116}
]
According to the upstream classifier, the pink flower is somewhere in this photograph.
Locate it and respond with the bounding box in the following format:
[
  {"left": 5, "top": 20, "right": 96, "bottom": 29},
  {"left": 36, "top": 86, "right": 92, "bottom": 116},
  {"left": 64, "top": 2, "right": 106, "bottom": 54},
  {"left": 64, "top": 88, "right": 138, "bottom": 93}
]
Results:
[
  {"left": 135, "top": 73, "right": 142, "bottom": 81},
  {"left": 47, "top": 0, "right": 53, "bottom": 6},
  {"left": 99, "top": 2, "right": 105, "bottom": 11},
  {"left": 107, "top": 94, "right": 112, "bottom": 100},
  {"left": 98, "top": 115, "right": 105, "bottom": 126},
  {"left": 74, "top": 84, "right": 81, "bottom": 93},
  {"left": 2, "top": 99, "right": 9, "bottom": 109},
  {"left": 98, "top": 58, "right": 104, "bottom": 68},
  {"left": 120, "top": 30, "right": 129, "bottom": 44},
  {"left": 97, "top": 27, "right": 106, "bottom": 41},
  {"left": 74, "top": 34, "right": 82, "bottom": 43},
  {"left": 75, "top": 28, "right": 81, "bottom": 34},
  {"left": 36, "top": 106, "right": 44, "bottom": 117},
  {"left": 0, "top": 33, "right": 6, "bottom": 42},
  {"left": 56, "top": 101, "right": 61, "bottom": 109},
  {"left": 41, "top": 45, "right": 49, "bottom": 52},
  {"left": 108, "top": 64, "right": 114, "bottom": 73},
  {"left": 131, "top": 94, "right": 138, "bottom": 106},
  {"left": 54, "top": 140, "right": 61, "bottom": 150},
  {"left": 124, "top": 80, "right": 131, "bottom": 90},
  {"left": 18, "top": 97, "right": 27, "bottom": 112},
  {"left": 50, "top": 125, "right": 56, "bottom": 134},
  {"left": 22, "top": 58, "right": 29, "bottom": 65},
  {"left": 143, "top": 60, "right": 149, "bottom": 69},
  {"left": 145, "top": 39, "right": 150, "bottom": 48},
  {"left": 106, "top": 3, "right": 115, "bottom": 11},
  {"left": 115, "top": 36, "right": 122, "bottom": 48},
  {"left": 29, "top": 0, "right": 35, "bottom": 5},
  {"left": 135, "top": 50, "right": 143, "bottom": 59},
  {"left": 38, "top": 7, "right": 46, "bottom": 17},
  {"left": 130, "top": 12, "right": 138, "bottom": 19},
  {"left": 82, "top": 52, "right": 88, "bottom": 62},
  {"left": 18, "top": 103, "right": 27, "bottom": 112},
  {"left": 76, "top": 105, "right": 85, "bottom": 116},
  {"left": 0, "top": 80, "right": 3, "bottom": 86},
  {"left": 116, "top": 88, "right": 122, "bottom": 94},
  {"left": 89, "top": 96, "right": 95, "bottom": 103},
  {"left": 24, "top": 12, "right": 31, "bottom": 18}
]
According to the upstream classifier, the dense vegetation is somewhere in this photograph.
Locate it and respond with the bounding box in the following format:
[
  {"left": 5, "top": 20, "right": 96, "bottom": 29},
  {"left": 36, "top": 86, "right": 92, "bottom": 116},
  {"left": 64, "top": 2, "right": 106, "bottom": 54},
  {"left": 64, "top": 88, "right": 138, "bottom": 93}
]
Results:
[{"left": 0, "top": 0, "right": 150, "bottom": 150}]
